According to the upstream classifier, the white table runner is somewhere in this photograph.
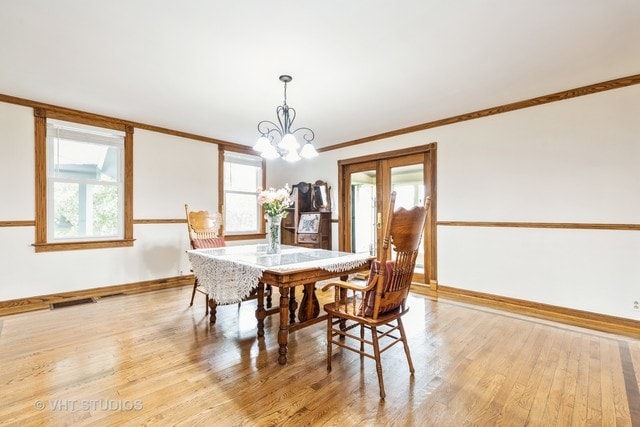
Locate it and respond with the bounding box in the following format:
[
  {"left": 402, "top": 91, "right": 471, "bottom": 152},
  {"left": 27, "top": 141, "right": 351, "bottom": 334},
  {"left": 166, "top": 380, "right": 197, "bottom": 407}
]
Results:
[{"left": 187, "top": 244, "right": 371, "bottom": 304}]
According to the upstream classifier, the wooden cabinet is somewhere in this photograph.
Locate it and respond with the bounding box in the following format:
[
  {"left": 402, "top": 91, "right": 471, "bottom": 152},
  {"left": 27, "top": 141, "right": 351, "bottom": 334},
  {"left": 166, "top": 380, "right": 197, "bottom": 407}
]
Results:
[
  {"left": 281, "top": 181, "right": 332, "bottom": 250},
  {"left": 296, "top": 211, "right": 331, "bottom": 249}
]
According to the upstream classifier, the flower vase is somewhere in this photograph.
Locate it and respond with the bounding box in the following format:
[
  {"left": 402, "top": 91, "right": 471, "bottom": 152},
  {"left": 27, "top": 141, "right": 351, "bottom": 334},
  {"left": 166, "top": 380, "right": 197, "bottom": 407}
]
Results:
[{"left": 266, "top": 213, "right": 283, "bottom": 254}]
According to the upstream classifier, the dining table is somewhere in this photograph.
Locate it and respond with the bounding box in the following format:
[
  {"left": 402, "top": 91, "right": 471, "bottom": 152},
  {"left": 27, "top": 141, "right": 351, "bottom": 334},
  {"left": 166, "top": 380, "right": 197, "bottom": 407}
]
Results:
[{"left": 187, "top": 244, "right": 372, "bottom": 364}]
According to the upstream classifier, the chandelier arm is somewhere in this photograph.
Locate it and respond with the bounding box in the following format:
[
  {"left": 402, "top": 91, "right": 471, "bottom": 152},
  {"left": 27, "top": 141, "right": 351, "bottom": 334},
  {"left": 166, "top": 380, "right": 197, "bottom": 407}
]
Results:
[
  {"left": 276, "top": 106, "right": 287, "bottom": 135},
  {"left": 257, "top": 120, "right": 284, "bottom": 138},
  {"left": 290, "top": 127, "right": 315, "bottom": 143},
  {"left": 285, "top": 107, "right": 296, "bottom": 133},
  {"left": 277, "top": 105, "right": 297, "bottom": 135}
]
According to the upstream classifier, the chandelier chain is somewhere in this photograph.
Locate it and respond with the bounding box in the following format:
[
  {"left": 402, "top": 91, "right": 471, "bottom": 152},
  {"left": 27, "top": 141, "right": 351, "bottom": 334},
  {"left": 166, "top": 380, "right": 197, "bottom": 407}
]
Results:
[{"left": 283, "top": 81, "right": 288, "bottom": 106}]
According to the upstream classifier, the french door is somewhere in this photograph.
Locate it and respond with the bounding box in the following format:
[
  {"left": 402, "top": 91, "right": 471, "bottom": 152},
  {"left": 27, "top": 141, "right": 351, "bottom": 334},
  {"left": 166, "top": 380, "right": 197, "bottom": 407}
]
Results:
[{"left": 338, "top": 144, "right": 436, "bottom": 285}]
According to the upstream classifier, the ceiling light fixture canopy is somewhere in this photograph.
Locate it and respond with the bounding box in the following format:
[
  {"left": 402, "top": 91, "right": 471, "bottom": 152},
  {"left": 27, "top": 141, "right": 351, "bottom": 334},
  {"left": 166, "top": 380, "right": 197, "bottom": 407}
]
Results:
[{"left": 253, "top": 75, "right": 318, "bottom": 162}]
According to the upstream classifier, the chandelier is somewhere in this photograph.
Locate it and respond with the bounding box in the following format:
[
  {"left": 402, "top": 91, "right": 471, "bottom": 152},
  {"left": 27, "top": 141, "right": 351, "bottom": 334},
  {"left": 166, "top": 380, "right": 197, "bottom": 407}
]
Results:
[{"left": 253, "top": 75, "right": 318, "bottom": 162}]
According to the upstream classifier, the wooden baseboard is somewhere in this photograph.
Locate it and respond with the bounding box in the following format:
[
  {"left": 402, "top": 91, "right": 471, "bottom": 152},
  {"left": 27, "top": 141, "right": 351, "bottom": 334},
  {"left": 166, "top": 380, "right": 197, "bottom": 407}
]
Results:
[
  {"left": 0, "top": 275, "right": 194, "bottom": 317},
  {"left": 410, "top": 283, "right": 640, "bottom": 338}
]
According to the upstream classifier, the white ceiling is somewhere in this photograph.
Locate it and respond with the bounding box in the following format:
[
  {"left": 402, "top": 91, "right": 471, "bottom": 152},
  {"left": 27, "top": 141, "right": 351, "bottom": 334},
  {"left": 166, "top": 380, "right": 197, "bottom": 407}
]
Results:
[{"left": 1, "top": 1, "right": 639, "bottom": 149}]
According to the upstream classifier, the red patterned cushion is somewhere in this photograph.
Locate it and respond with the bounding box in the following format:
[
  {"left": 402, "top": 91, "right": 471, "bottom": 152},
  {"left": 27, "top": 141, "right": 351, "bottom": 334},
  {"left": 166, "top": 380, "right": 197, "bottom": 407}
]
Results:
[
  {"left": 192, "top": 236, "right": 225, "bottom": 249},
  {"left": 358, "top": 260, "right": 395, "bottom": 317}
]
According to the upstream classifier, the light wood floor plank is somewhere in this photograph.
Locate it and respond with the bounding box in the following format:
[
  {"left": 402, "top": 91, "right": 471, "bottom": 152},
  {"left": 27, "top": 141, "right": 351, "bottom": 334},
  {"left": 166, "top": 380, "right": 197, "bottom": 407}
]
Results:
[
  {"left": 557, "top": 334, "right": 580, "bottom": 426},
  {"left": 587, "top": 338, "right": 604, "bottom": 425},
  {"left": 606, "top": 339, "right": 632, "bottom": 426},
  {"left": 541, "top": 329, "right": 569, "bottom": 425},
  {"left": 522, "top": 325, "right": 559, "bottom": 424}
]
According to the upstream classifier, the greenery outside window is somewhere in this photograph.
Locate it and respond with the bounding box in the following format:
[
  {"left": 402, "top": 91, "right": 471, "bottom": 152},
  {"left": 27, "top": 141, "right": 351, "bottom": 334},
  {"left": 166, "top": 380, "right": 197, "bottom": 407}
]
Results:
[{"left": 34, "top": 109, "right": 134, "bottom": 252}]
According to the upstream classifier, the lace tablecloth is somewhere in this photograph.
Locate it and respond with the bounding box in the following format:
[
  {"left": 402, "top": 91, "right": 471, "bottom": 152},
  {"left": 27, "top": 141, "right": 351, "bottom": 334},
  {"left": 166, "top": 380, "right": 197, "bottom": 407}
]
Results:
[{"left": 187, "top": 244, "right": 371, "bottom": 304}]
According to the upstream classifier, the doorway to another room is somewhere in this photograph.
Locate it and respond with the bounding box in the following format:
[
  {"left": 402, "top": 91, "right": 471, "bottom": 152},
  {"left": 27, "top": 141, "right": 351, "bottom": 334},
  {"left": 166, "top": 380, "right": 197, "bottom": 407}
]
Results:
[{"left": 338, "top": 144, "right": 437, "bottom": 287}]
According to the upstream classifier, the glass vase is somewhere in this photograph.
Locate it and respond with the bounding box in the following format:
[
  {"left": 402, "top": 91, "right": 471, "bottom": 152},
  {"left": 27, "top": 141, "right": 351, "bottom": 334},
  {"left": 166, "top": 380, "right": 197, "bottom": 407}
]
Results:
[{"left": 266, "top": 213, "right": 283, "bottom": 254}]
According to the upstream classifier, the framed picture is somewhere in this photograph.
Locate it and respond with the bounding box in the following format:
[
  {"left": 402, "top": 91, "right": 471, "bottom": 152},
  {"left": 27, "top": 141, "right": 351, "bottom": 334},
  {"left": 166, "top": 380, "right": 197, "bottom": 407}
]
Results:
[{"left": 298, "top": 213, "right": 320, "bottom": 233}]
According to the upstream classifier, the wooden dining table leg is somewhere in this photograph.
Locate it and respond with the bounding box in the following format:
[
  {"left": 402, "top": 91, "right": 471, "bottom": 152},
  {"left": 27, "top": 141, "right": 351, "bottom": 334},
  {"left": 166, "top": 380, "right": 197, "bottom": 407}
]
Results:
[
  {"left": 208, "top": 298, "right": 217, "bottom": 324},
  {"left": 289, "top": 287, "right": 297, "bottom": 325},
  {"left": 266, "top": 284, "right": 272, "bottom": 308},
  {"left": 255, "top": 282, "right": 266, "bottom": 338},
  {"left": 278, "top": 286, "right": 291, "bottom": 365}
]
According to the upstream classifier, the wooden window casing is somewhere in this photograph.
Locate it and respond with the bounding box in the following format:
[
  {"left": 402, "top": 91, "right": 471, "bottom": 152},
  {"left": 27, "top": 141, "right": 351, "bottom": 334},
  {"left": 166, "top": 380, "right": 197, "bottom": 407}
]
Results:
[{"left": 33, "top": 109, "right": 134, "bottom": 252}]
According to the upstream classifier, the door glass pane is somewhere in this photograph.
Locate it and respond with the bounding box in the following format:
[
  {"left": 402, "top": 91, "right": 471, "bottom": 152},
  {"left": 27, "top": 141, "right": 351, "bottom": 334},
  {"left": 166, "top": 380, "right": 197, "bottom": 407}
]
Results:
[
  {"left": 390, "top": 164, "right": 425, "bottom": 270},
  {"left": 350, "top": 170, "right": 376, "bottom": 255},
  {"left": 391, "top": 164, "right": 425, "bottom": 208}
]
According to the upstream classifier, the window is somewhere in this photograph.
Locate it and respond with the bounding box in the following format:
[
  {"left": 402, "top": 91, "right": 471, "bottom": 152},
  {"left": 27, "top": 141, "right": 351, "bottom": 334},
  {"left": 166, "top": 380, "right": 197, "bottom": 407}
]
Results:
[
  {"left": 47, "top": 120, "right": 124, "bottom": 240},
  {"left": 34, "top": 110, "right": 133, "bottom": 252},
  {"left": 221, "top": 150, "right": 265, "bottom": 236}
]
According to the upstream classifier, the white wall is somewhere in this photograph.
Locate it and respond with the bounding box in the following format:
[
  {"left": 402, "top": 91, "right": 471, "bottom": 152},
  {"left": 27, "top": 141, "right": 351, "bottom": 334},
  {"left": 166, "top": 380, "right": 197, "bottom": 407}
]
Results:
[
  {"left": 135, "top": 130, "right": 218, "bottom": 218},
  {"left": 0, "top": 103, "right": 219, "bottom": 300},
  {"left": 269, "top": 85, "right": 640, "bottom": 320},
  {"left": 0, "top": 103, "right": 33, "bottom": 219}
]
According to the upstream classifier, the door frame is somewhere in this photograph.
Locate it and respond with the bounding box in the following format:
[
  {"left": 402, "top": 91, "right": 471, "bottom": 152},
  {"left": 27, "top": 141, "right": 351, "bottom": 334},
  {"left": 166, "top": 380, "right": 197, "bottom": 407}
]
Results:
[{"left": 337, "top": 143, "right": 437, "bottom": 288}]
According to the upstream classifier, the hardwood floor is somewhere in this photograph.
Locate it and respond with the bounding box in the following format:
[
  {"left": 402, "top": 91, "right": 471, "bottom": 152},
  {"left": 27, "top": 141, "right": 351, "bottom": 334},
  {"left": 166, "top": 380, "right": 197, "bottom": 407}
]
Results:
[{"left": 0, "top": 286, "right": 638, "bottom": 426}]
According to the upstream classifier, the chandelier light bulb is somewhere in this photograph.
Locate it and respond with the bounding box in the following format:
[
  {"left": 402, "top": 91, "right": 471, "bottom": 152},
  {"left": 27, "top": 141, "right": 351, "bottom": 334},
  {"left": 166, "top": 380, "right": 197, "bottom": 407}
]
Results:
[
  {"left": 260, "top": 143, "right": 280, "bottom": 160},
  {"left": 279, "top": 133, "right": 299, "bottom": 151},
  {"left": 253, "top": 136, "right": 271, "bottom": 152},
  {"left": 283, "top": 149, "right": 301, "bottom": 163},
  {"left": 299, "top": 142, "right": 319, "bottom": 159}
]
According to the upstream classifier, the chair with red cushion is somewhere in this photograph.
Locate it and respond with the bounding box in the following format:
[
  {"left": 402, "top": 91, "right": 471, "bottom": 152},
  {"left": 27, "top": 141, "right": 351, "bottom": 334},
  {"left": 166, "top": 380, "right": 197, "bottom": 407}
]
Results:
[
  {"left": 185, "top": 204, "right": 272, "bottom": 323},
  {"left": 185, "top": 204, "right": 226, "bottom": 316},
  {"left": 322, "top": 192, "right": 431, "bottom": 399}
]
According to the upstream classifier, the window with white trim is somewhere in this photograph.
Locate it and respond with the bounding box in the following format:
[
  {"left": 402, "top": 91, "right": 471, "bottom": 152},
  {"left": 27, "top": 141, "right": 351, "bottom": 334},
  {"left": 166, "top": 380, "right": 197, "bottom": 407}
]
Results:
[
  {"left": 46, "top": 119, "right": 125, "bottom": 241},
  {"left": 223, "top": 151, "right": 263, "bottom": 234}
]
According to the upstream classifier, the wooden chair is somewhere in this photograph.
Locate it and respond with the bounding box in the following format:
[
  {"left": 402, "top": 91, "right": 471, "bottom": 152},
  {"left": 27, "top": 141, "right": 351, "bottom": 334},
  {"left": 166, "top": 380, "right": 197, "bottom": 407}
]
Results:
[
  {"left": 323, "top": 192, "right": 430, "bottom": 399},
  {"left": 185, "top": 204, "right": 273, "bottom": 323},
  {"left": 185, "top": 204, "right": 225, "bottom": 316}
]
